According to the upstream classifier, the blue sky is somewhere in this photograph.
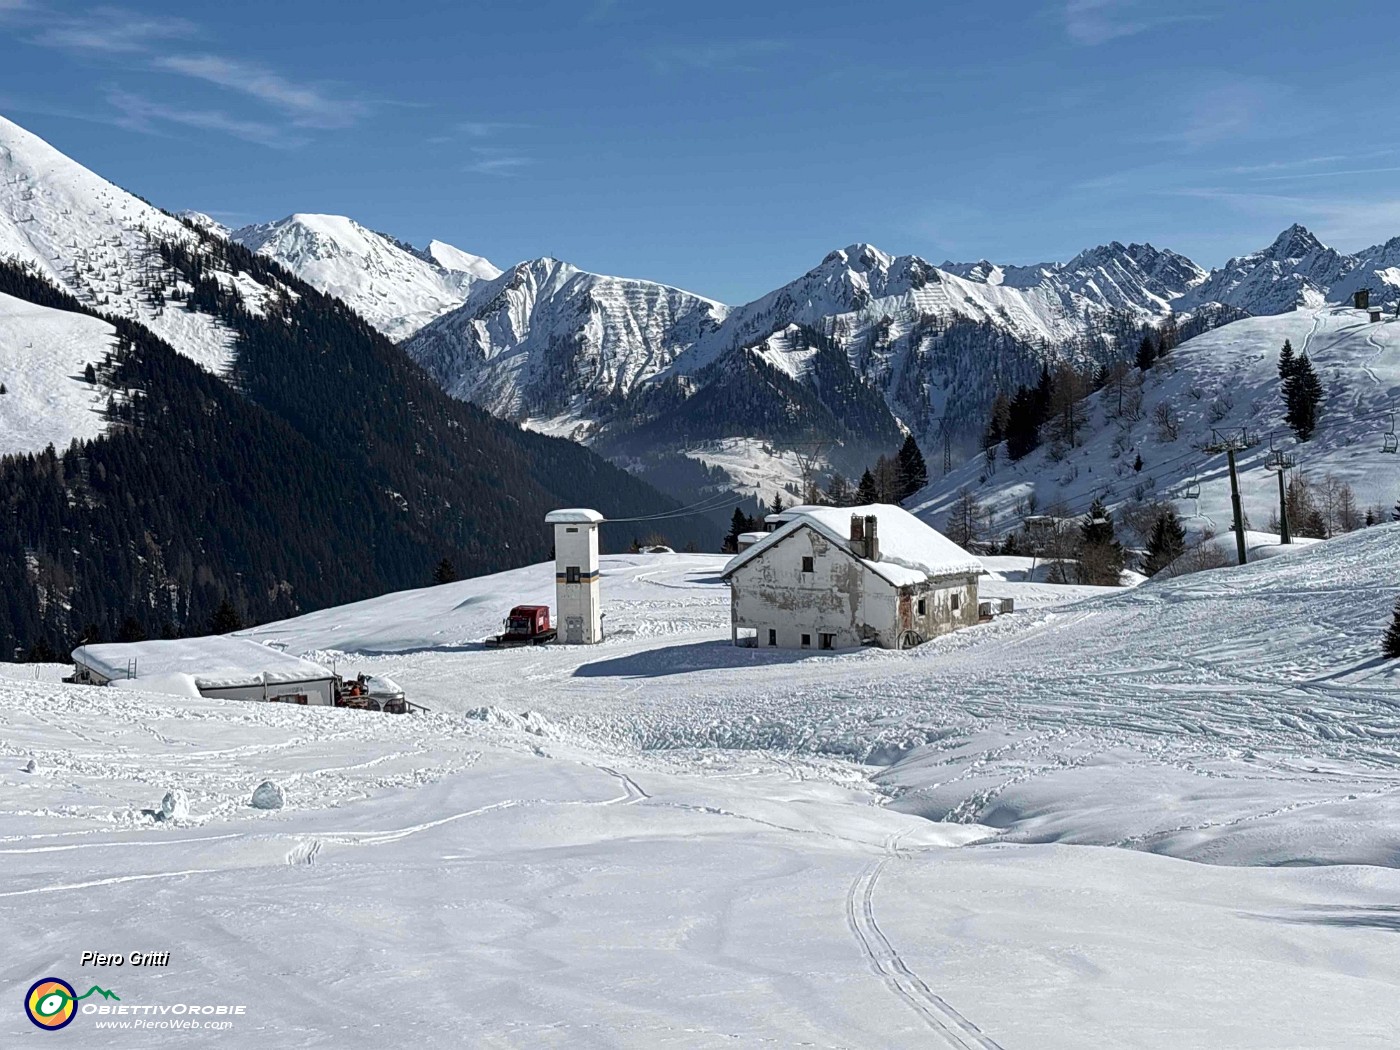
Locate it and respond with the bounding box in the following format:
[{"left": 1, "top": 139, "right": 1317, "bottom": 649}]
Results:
[{"left": 2, "top": 0, "right": 1398, "bottom": 304}]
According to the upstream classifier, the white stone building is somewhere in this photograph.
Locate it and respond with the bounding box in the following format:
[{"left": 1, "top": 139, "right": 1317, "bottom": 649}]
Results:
[
  {"left": 546, "top": 507, "right": 604, "bottom": 644},
  {"left": 720, "top": 504, "right": 984, "bottom": 651}
]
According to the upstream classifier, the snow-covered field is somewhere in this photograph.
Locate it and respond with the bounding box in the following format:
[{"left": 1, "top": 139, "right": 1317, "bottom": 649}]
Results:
[
  {"left": 0, "top": 290, "right": 114, "bottom": 452},
  {"left": 4, "top": 532, "right": 1400, "bottom": 1046}
]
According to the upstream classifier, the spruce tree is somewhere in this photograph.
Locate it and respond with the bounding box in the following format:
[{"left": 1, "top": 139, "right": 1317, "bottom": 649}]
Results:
[
  {"left": 1141, "top": 510, "right": 1186, "bottom": 577},
  {"left": 724, "top": 508, "right": 749, "bottom": 553},
  {"left": 1393, "top": 498, "right": 1400, "bottom": 523},
  {"left": 856, "top": 468, "right": 878, "bottom": 504},
  {"left": 895, "top": 434, "right": 928, "bottom": 501},
  {"left": 1136, "top": 336, "right": 1156, "bottom": 371},
  {"left": 771, "top": 493, "right": 785, "bottom": 515},
  {"left": 209, "top": 599, "right": 242, "bottom": 635},
  {"left": 1277, "top": 339, "right": 1296, "bottom": 381},
  {"left": 1078, "top": 497, "right": 1125, "bottom": 585},
  {"left": 1284, "top": 352, "right": 1323, "bottom": 440},
  {"left": 433, "top": 557, "right": 458, "bottom": 585},
  {"left": 1384, "top": 598, "right": 1400, "bottom": 659}
]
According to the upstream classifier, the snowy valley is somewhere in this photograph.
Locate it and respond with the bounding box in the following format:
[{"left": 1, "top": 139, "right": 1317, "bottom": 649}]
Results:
[{"left": 4, "top": 527, "right": 1399, "bottom": 1047}]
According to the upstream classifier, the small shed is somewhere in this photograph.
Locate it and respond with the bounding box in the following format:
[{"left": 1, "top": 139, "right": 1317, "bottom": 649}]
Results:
[
  {"left": 1354, "top": 288, "right": 1371, "bottom": 310},
  {"left": 736, "top": 531, "right": 767, "bottom": 551},
  {"left": 1369, "top": 306, "right": 1383, "bottom": 323},
  {"left": 721, "top": 503, "right": 985, "bottom": 650},
  {"left": 69, "top": 636, "right": 338, "bottom": 706}
]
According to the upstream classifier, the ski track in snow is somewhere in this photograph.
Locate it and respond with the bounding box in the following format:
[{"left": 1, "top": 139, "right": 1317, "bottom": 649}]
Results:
[{"left": 845, "top": 830, "right": 1004, "bottom": 1049}]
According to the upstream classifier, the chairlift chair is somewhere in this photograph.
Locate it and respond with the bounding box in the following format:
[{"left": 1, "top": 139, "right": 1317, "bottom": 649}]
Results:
[{"left": 1383, "top": 413, "right": 1398, "bottom": 455}]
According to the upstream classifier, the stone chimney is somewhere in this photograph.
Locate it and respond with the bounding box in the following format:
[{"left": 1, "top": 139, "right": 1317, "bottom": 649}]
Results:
[
  {"left": 864, "top": 514, "right": 880, "bottom": 561},
  {"left": 849, "top": 514, "right": 866, "bottom": 557}
]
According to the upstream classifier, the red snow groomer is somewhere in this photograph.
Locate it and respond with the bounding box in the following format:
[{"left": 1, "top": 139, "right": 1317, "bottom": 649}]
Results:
[{"left": 485, "top": 605, "right": 557, "bottom": 648}]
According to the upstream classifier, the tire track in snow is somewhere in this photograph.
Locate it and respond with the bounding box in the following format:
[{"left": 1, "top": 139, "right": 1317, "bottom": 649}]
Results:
[{"left": 844, "top": 831, "right": 1003, "bottom": 1049}]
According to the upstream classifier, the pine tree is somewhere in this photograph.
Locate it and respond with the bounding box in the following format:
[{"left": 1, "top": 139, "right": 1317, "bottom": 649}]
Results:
[
  {"left": 1136, "top": 336, "right": 1156, "bottom": 371},
  {"left": 209, "top": 599, "right": 242, "bottom": 635},
  {"left": 856, "top": 468, "right": 878, "bottom": 504},
  {"left": 1133, "top": 452, "right": 1143, "bottom": 472},
  {"left": 1393, "top": 498, "right": 1400, "bottom": 522},
  {"left": 432, "top": 557, "right": 458, "bottom": 585},
  {"left": 116, "top": 616, "right": 147, "bottom": 643},
  {"left": 1284, "top": 352, "right": 1323, "bottom": 440},
  {"left": 1385, "top": 598, "right": 1400, "bottom": 659},
  {"left": 1277, "top": 339, "right": 1296, "bottom": 381},
  {"left": 1078, "top": 497, "right": 1125, "bottom": 585},
  {"left": 825, "top": 473, "right": 853, "bottom": 506},
  {"left": 895, "top": 434, "right": 928, "bottom": 502},
  {"left": 1140, "top": 510, "right": 1186, "bottom": 577},
  {"left": 83, "top": 363, "right": 97, "bottom": 384},
  {"left": 724, "top": 507, "right": 750, "bottom": 553},
  {"left": 944, "top": 487, "right": 985, "bottom": 548},
  {"left": 771, "top": 493, "right": 785, "bottom": 515}
]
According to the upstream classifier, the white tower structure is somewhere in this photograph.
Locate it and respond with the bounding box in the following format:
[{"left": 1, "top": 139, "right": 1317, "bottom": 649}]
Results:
[{"left": 545, "top": 508, "right": 604, "bottom": 644}]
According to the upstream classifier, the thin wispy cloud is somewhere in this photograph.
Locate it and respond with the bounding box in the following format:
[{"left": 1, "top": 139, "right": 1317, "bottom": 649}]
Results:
[
  {"left": 153, "top": 54, "right": 365, "bottom": 129},
  {"left": 8, "top": 4, "right": 374, "bottom": 144},
  {"left": 457, "top": 120, "right": 531, "bottom": 138},
  {"left": 106, "top": 89, "right": 303, "bottom": 149},
  {"left": 465, "top": 146, "right": 530, "bottom": 176},
  {"left": 1152, "top": 78, "right": 1281, "bottom": 150},
  {"left": 648, "top": 39, "right": 791, "bottom": 74},
  {"left": 30, "top": 8, "right": 196, "bottom": 54},
  {"left": 1062, "top": 0, "right": 1211, "bottom": 46},
  {"left": 1173, "top": 186, "right": 1400, "bottom": 248}
]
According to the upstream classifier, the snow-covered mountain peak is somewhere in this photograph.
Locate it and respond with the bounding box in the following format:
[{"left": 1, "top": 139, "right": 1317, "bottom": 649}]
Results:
[
  {"left": 1264, "top": 223, "right": 1326, "bottom": 261},
  {"left": 422, "top": 239, "right": 501, "bottom": 281},
  {"left": 230, "top": 213, "right": 496, "bottom": 340}
]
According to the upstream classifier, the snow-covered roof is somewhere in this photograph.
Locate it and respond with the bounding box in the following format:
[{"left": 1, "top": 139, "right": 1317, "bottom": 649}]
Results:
[
  {"left": 545, "top": 508, "right": 604, "bottom": 524},
  {"left": 737, "top": 531, "right": 767, "bottom": 543},
  {"left": 73, "top": 636, "right": 335, "bottom": 690},
  {"left": 722, "top": 503, "right": 984, "bottom": 587}
]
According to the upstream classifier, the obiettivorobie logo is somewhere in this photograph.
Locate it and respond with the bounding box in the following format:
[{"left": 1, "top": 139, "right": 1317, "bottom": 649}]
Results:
[{"left": 24, "top": 978, "right": 120, "bottom": 1031}]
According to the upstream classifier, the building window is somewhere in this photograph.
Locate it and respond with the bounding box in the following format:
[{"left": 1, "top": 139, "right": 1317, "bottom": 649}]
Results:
[
  {"left": 951, "top": 592, "right": 961, "bottom": 611},
  {"left": 801, "top": 556, "right": 814, "bottom": 573},
  {"left": 820, "top": 633, "right": 834, "bottom": 650},
  {"left": 767, "top": 629, "right": 777, "bottom": 646},
  {"left": 801, "top": 633, "right": 811, "bottom": 648},
  {"left": 916, "top": 598, "right": 926, "bottom": 616},
  {"left": 566, "top": 565, "right": 581, "bottom": 584}
]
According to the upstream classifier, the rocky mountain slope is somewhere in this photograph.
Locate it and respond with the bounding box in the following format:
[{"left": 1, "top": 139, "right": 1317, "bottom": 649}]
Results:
[
  {"left": 230, "top": 213, "right": 499, "bottom": 341},
  {"left": 911, "top": 303, "right": 1400, "bottom": 547}
]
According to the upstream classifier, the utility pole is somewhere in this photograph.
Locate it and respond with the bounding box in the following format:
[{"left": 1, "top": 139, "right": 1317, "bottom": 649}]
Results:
[
  {"left": 1275, "top": 465, "right": 1291, "bottom": 544},
  {"left": 1226, "top": 448, "right": 1247, "bottom": 566}
]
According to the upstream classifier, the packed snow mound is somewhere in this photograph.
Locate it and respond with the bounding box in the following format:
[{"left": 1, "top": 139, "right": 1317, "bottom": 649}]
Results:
[
  {"left": 250, "top": 780, "right": 286, "bottom": 810},
  {"left": 231, "top": 213, "right": 495, "bottom": 341},
  {"left": 160, "top": 788, "right": 189, "bottom": 821},
  {"left": 0, "top": 290, "right": 116, "bottom": 454},
  {"left": 238, "top": 553, "right": 729, "bottom": 655},
  {"left": 464, "top": 707, "right": 562, "bottom": 738}
]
